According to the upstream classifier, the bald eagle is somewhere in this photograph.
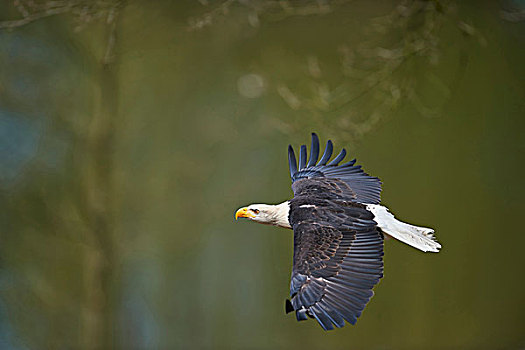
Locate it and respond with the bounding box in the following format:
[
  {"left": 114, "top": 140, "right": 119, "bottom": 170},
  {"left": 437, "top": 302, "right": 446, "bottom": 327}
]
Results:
[{"left": 235, "top": 133, "right": 441, "bottom": 330}]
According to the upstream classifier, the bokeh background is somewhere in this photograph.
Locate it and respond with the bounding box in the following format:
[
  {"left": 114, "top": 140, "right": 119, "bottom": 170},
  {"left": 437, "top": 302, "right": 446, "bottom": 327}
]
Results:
[{"left": 1, "top": 1, "right": 524, "bottom": 349}]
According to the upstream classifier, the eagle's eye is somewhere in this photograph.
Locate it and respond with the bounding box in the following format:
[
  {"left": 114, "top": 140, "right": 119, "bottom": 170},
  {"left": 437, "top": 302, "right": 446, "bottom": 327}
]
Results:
[{"left": 250, "top": 208, "right": 260, "bottom": 214}]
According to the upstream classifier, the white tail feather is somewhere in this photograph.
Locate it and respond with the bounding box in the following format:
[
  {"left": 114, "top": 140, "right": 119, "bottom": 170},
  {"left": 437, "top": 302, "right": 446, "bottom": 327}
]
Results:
[{"left": 366, "top": 204, "right": 441, "bottom": 253}]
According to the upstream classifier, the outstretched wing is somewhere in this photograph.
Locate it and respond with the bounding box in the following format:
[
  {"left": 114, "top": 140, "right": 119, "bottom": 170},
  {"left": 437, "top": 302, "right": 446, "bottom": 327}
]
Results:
[
  {"left": 288, "top": 133, "right": 382, "bottom": 204},
  {"left": 286, "top": 176, "right": 384, "bottom": 330}
]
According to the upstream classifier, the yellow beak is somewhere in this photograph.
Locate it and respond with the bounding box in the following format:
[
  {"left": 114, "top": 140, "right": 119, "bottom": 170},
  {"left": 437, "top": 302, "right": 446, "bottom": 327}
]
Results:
[{"left": 235, "top": 207, "right": 255, "bottom": 220}]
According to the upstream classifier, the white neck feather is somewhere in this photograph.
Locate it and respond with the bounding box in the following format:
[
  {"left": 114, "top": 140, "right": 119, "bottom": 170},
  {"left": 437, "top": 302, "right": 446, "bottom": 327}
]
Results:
[
  {"left": 272, "top": 201, "right": 292, "bottom": 228},
  {"left": 258, "top": 201, "right": 291, "bottom": 229}
]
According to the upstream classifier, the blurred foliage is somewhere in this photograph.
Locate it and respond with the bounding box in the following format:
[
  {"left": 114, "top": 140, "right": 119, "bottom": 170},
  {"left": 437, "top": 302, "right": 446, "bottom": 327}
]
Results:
[
  {"left": 189, "top": 0, "right": 488, "bottom": 140},
  {"left": 0, "top": 0, "right": 121, "bottom": 31},
  {"left": 1, "top": 0, "right": 525, "bottom": 349}
]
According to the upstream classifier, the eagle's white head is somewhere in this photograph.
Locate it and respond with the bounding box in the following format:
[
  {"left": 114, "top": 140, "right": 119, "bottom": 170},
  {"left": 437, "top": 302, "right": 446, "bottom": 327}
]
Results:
[{"left": 235, "top": 202, "right": 291, "bottom": 229}]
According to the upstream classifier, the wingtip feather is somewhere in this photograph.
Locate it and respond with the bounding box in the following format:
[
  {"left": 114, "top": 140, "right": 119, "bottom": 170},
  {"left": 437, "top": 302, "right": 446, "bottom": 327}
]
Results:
[
  {"left": 299, "top": 145, "right": 307, "bottom": 170},
  {"left": 307, "top": 133, "right": 320, "bottom": 168},
  {"left": 327, "top": 148, "right": 347, "bottom": 166},
  {"left": 318, "top": 140, "right": 333, "bottom": 166},
  {"left": 288, "top": 145, "right": 298, "bottom": 178}
]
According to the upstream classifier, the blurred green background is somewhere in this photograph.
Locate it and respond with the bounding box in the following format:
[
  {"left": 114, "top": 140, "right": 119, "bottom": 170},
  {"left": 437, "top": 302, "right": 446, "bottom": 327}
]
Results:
[{"left": 1, "top": 1, "right": 524, "bottom": 349}]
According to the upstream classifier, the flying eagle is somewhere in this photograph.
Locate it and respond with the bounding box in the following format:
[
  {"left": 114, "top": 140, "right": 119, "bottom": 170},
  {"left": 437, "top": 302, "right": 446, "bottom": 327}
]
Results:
[{"left": 235, "top": 133, "right": 441, "bottom": 330}]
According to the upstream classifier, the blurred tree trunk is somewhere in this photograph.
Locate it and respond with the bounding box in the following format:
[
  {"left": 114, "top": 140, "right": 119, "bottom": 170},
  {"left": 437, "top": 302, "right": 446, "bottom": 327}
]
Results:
[
  {"left": 79, "top": 9, "right": 122, "bottom": 349},
  {"left": 0, "top": 1, "right": 125, "bottom": 348}
]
